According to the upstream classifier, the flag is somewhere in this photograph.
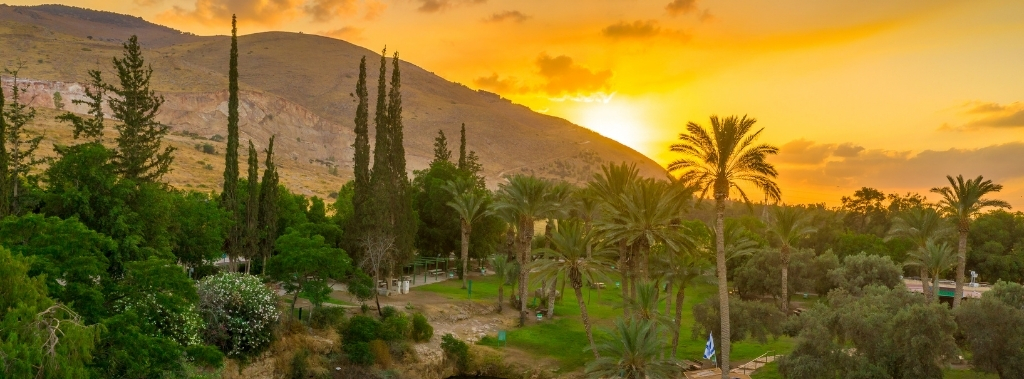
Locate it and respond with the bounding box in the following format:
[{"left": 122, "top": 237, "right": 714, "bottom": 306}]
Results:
[{"left": 703, "top": 332, "right": 716, "bottom": 360}]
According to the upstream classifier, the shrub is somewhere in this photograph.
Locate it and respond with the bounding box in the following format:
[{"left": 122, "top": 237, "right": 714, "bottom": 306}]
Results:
[
  {"left": 186, "top": 344, "right": 224, "bottom": 369},
  {"left": 290, "top": 348, "right": 310, "bottom": 379},
  {"left": 411, "top": 313, "right": 433, "bottom": 342},
  {"left": 380, "top": 305, "right": 399, "bottom": 320},
  {"left": 380, "top": 313, "right": 410, "bottom": 341},
  {"left": 389, "top": 340, "right": 415, "bottom": 362},
  {"left": 210, "top": 134, "right": 225, "bottom": 142},
  {"left": 344, "top": 341, "right": 374, "bottom": 365},
  {"left": 441, "top": 334, "right": 470, "bottom": 373},
  {"left": 310, "top": 306, "right": 347, "bottom": 330},
  {"left": 196, "top": 272, "right": 278, "bottom": 357},
  {"left": 369, "top": 340, "right": 392, "bottom": 368},
  {"left": 345, "top": 315, "right": 381, "bottom": 343},
  {"left": 202, "top": 143, "right": 216, "bottom": 154}
]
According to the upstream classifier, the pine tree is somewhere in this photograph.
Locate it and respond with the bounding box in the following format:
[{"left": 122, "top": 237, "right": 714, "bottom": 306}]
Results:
[
  {"left": 0, "top": 81, "right": 8, "bottom": 218},
  {"left": 432, "top": 129, "right": 451, "bottom": 163},
  {"left": 351, "top": 56, "right": 371, "bottom": 260},
  {"left": 222, "top": 15, "right": 242, "bottom": 266},
  {"left": 107, "top": 35, "right": 174, "bottom": 181},
  {"left": 3, "top": 69, "right": 43, "bottom": 215},
  {"left": 458, "top": 123, "right": 467, "bottom": 170},
  {"left": 56, "top": 70, "right": 105, "bottom": 142},
  {"left": 245, "top": 140, "right": 260, "bottom": 273},
  {"left": 257, "top": 136, "right": 279, "bottom": 275}
]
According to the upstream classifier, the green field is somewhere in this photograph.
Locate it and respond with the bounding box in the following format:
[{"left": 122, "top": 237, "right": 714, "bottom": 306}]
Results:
[{"left": 418, "top": 274, "right": 793, "bottom": 372}]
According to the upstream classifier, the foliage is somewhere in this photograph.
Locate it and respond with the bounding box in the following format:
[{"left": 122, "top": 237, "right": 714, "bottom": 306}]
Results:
[
  {"left": 268, "top": 227, "right": 352, "bottom": 311},
  {"left": 967, "top": 210, "right": 1024, "bottom": 283},
  {"left": 169, "top": 191, "right": 230, "bottom": 270},
  {"left": 411, "top": 313, "right": 434, "bottom": 342},
  {"left": 257, "top": 136, "right": 280, "bottom": 273},
  {"left": 369, "top": 339, "right": 392, "bottom": 368},
  {"left": 380, "top": 312, "right": 411, "bottom": 341},
  {"left": 953, "top": 281, "right": 1024, "bottom": 378},
  {"left": 779, "top": 286, "right": 958, "bottom": 379},
  {"left": 584, "top": 318, "right": 680, "bottom": 379},
  {"left": 691, "top": 297, "right": 785, "bottom": 348},
  {"left": 92, "top": 310, "right": 186, "bottom": 378},
  {"left": 347, "top": 270, "right": 375, "bottom": 304},
  {"left": 344, "top": 341, "right": 373, "bottom": 365},
  {"left": 827, "top": 252, "right": 902, "bottom": 294},
  {"left": 196, "top": 273, "right": 278, "bottom": 357},
  {"left": 734, "top": 248, "right": 820, "bottom": 300},
  {"left": 441, "top": 333, "right": 470, "bottom": 373},
  {"left": 1, "top": 69, "right": 43, "bottom": 216},
  {"left": 115, "top": 257, "right": 203, "bottom": 346},
  {"left": 309, "top": 306, "right": 347, "bottom": 330},
  {"left": 185, "top": 344, "right": 224, "bottom": 369},
  {"left": 344, "top": 315, "right": 382, "bottom": 344}
]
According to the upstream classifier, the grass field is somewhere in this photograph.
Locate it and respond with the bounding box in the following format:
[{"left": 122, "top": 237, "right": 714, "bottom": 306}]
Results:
[{"left": 418, "top": 273, "right": 794, "bottom": 372}]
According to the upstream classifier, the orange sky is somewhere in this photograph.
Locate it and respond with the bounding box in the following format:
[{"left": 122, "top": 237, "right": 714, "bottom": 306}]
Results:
[{"left": 16, "top": 0, "right": 1024, "bottom": 206}]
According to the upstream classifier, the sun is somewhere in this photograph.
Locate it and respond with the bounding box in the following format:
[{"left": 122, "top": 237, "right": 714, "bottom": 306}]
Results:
[{"left": 578, "top": 99, "right": 648, "bottom": 152}]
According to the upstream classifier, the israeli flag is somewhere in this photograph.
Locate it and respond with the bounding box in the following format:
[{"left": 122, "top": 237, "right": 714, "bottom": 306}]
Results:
[{"left": 703, "top": 332, "right": 716, "bottom": 360}]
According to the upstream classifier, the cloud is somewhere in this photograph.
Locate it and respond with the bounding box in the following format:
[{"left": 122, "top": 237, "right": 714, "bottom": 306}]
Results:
[
  {"left": 473, "top": 73, "right": 523, "bottom": 93},
  {"left": 303, "top": 0, "right": 357, "bottom": 22},
  {"left": 697, "top": 9, "right": 715, "bottom": 22},
  {"left": 834, "top": 143, "right": 865, "bottom": 157},
  {"left": 363, "top": 0, "right": 387, "bottom": 20},
  {"left": 160, "top": 0, "right": 301, "bottom": 26},
  {"left": 665, "top": 0, "right": 697, "bottom": 16},
  {"left": 484, "top": 10, "right": 529, "bottom": 23},
  {"left": 943, "top": 101, "right": 1024, "bottom": 131},
  {"left": 134, "top": 0, "right": 164, "bottom": 6},
  {"left": 776, "top": 139, "right": 835, "bottom": 165},
  {"left": 535, "top": 53, "right": 612, "bottom": 96},
  {"left": 601, "top": 20, "right": 691, "bottom": 42},
  {"left": 415, "top": 0, "right": 485, "bottom": 13},
  {"left": 319, "top": 26, "right": 363, "bottom": 40}
]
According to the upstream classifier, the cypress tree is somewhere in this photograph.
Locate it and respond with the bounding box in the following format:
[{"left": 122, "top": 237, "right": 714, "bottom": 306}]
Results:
[
  {"left": 370, "top": 47, "right": 391, "bottom": 199},
  {"left": 3, "top": 70, "right": 42, "bottom": 215},
  {"left": 351, "top": 56, "right": 371, "bottom": 258},
  {"left": 0, "top": 83, "right": 8, "bottom": 218},
  {"left": 257, "top": 136, "right": 279, "bottom": 275},
  {"left": 458, "top": 123, "right": 467, "bottom": 170},
  {"left": 222, "top": 15, "right": 242, "bottom": 265},
  {"left": 386, "top": 52, "right": 417, "bottom": 265},
  {"left": 245, "top": 140, "right": 260, "bottom": 273},
  {"left": 432, "top": 129, "right": 451, "bottom": 163},
  {"left": 107, "top": 35, "right": 174, "bottom": 181}
]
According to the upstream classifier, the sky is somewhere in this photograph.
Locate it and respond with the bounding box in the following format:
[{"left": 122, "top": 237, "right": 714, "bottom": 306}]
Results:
[{"left": 16, "top": 0, "right": 1024, "bottom": 206}]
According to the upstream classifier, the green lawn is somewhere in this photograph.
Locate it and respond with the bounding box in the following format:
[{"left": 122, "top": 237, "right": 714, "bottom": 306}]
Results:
[{"left": 418, "top": 274, "right": 793, "bottom": 372}]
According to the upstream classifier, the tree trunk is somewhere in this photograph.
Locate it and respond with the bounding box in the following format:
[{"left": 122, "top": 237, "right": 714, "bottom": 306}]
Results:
[
  {"left": 780, "top": 245, "right": 790, "bottom": 314},
  {"left": 672, "top": 283, "right": 686, "bottom": 357},
  {"left": 498, "top": 283, "right": 504, "bottom": 313},
  {"left": 547, "top": 275, "right": 557, "bottom": 318},
  {"left": 461, "top": 221, "right": 470, "bottom": 289},
  {"left": 573, "top": 277, "right": 599, "bottom": 359},
  {"left": 933, "top": 272, "right": 941, "bottom": 302},
  {"left": 619, "top": 243, "right": 630, "bottom": 317},
  {"left": 953, "top": 229, "right": 967, "bottom": 308},
  {"left": 665, "top": 281, "right": 673, "bottom": 316},
  {"left": 715, "top": 198, "right": 731, "bottom": 378},
  {"left": 518, "top": 219, "right": 533, "bottom": 327},
  {"left": 920, "top": 267, "right": 930, "bottom": 300}
]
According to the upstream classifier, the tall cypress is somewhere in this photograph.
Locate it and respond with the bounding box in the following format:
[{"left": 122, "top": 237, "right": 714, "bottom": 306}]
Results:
[
  {"left": 458, "top": 123, "right": 467, "bottom": 170},
  {"left": 351, "top": 56, "right": 371, "bottom": 259},
  {"left": 432, "top": 129, "right": 451, "bottom": 163},
  {"left": 244, "top": 140, "right": 260, "bottom": 273},
  {"left": 370, "top": 47, "right": 391, "bottom": 197},
  {"left": 257, "top": 136, "right": 279, "bottom": 275},
  {"left": 222, "top": 15, "right": 242, "bottom": 265},
  {"left": 386, "top": 52, "right": 417, "bottom": 265},
  {"left": 0, "top": 84, "right": 8, "bottom": 218}
]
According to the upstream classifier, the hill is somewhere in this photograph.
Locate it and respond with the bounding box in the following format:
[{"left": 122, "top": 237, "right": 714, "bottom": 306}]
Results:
[{"left": 0, "top": 4, "right": 666, "bottom": 198}]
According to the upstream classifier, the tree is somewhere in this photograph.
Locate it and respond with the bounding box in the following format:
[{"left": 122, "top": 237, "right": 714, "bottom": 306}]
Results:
[
  {"left": 458, "top": 123, "right": 467, "bottom": 170},
  {"left": 931, "top": 174, "right": 1010, "bottom": 307},
  {"left": 490, "top": 254, "right": 512, "bottom": 312},
  {"left": 588, "top": 162, "right": 640, "bottom": 307},
  {"left": 3, "top": 68, "right": 43, "bottom": 215},
  {"left": 113, "top": 257, "right": 203, "bottom": 346},
  {"left": 840, "top": 187, "right": 890, "bottom": 236},
  {"left": 766, "top": 205, "right": 816, "bottom": 313},
  {"left": 169, "top": 191, "right": 230, "bottom": 274},
  {"left": 584, "top": 318, "right": 680, "bottom": 379},
  {"left": 412, "top": 160, "right": 462, "bottom": 258},
  {"left": 887, "top": 207, "right": 952, "bottom": 296},
  {"left": 904, "top": 240, "right": 957, "bottom": 302},
  {"left": 432, "top": 129, "right": 452, "bottom": 163},
  {"left": 222, "top": 16, "right": 243, "bottom": 268},
  {"left": 196, "top": 273, "right": 278, "bottom": 357},
  {"left": 532, "top": 220, "right": 613, "bottom": 358},
  {"left": 779, "top": 286, "right": 958, "bottom": 379},
  {"left": 361, "top": 231, "right": 396, "bottom": 317},
  {"left": 668, "top": 115, "right": 781, "bottom": 378},
  {"left": 493, "top": 174, "right": 562, "bottom": 326},
  {"left": 0, "top": 80, "right": 8, "bottom": 219},
  {"left": 653, "top": 222, "right": 712, "bottom": 356},
  {"left": 244, "top": 140, "right": 260, "bottom": 273},
  {"left": 56, "top": 69, "right": 106, "bottom": 143},
  {"left": 954, "top": 281, "right": 1024, "bottom": 379},
  {"left": 107, "top": 35, "right": 174, "bottom": 181},
  {"left": 828, "top": 253, "right": 902, "bottom": 294},
  {"left": 268, "top": 228, "right": 352, "bottom": 315},
  {"left": 444, "top": 179, "right": 487, "bottom": 289},
  {"left": 257, "top": 136, "right": 279, "bottom": 274},
  {"left": 351, "top": 56, "right": 371, "bottom": 262}
]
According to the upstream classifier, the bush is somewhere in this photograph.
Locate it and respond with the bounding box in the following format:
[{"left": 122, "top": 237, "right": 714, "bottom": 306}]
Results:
[
  {"left": 369, "top": 340, "right": 392, "bottom": 368},
  {"left": 380, "top": 305, "right": 399, "bottom": 320},
  {"left": 196, "top": 273, "right": 278, "bottom": 357},
  {"left": 210, "top": 134, "right": 225, "bottom": 142},
  {"left": 345, "top": 315, "right": 382, "bottom": 343},
  {"left": 388, "top": 340, "right": 415, "bottom": 362},
  {"left": 380, "top": 313, "right": 411, "bottom": 341},
  {"left": 344, "top": 341, "right": 373, "bottom": 365},
  {"left": 411, "top": 313, "right": 433, "bottom": 342},
  {"left": 441, "top": 334, "right": 470, "bottom": 373},
  {"left": 202, "top": 143, "right": 216, "bottom": 154},
  {"left": 185, "top": 344, "right": 225, "bottom": 369},
  {"left": 348, "top": 271, "right": 374, "bottom": 304},
  {"left": 290, "top": 348, "right": 310, "bottom": 379},
  {"left": 310, "top": 306, "right": 347, "bottom": 330}
]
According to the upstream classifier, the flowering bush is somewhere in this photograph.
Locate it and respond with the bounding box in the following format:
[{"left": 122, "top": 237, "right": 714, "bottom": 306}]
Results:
[{"left": 196, "top": 273, "right": 278, "bottom": 356}]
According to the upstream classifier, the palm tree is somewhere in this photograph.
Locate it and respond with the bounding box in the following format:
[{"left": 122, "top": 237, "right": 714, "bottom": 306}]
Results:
[
  {"left": 930, "top": 175, "right": 1010, "bottom": 308},
  {"left": 443, "top": 179, "right": 487, "bottom": 289},
  {"left": 532, "top": 220, "right": 613, "bottom": 358},
  {"left": 887, "top": 207, "right": 952, "bottom": 297},
  {"left": 493, "top": 174, "right": 563, "bottom": 326},
  {"left": 490, "top": 254, "right": 512, "bottom": 312},
  {"left": 669, "top": 115, "right": 780, "bottom": 377},
  {"left": 654, "top": 222, "right": 713, "bottom": 356},
  {"left": 904, "top": 239, "right": 957, "bottom": 302},
  {"left": 766, "top": 205, "right": 816, "bottom": 313},
  {"left": 588, "top": 162, "right": 640, "bottom": 307},
  {"left": 584, "top": 318, "right": 681, "bottom": 379}
]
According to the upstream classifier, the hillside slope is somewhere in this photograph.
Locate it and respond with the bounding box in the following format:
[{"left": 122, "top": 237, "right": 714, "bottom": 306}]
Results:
[{"left": 0, "top": 4, "right": 666, "bottom": 197}]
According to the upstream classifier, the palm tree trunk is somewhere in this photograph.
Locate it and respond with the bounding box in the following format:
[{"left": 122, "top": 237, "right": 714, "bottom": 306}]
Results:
[
  {"left": 933, "top": 272, "right": 941, "bottom": 302},
  {"left": 672, "top": 283, "right": 686, "bottom": 357},
  {"left": 518, "top": 219, "right": 533, "bottom": 327},
  {"left": 715, "top": 198, "right": 731, "bottom": 378},
  {"left": 574, "top": 281, "right": 598, "bottom": 359},
  {"left": 953, "top": 229, "right": 967, "bottom": 308},
  {"left": 920, "top": 268, "right": 930, "bottom": 300},
  {"left": 780, "top": 245, "right": 789, "bottom": 314},
  {"left": 498, "top": 283, "right": 504, "bottom": 312},
  {"left": 665, "top": 280, "right": 673, "bottom": 316},
  {"left": 547, "top": 276, "right": 557, "bottom": 317},
  {"left": 461, "top": 221, "right": 470, "bottom": 289},
  {"left": 619, "top": 244, "right": 630, "bottom": 317}
]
